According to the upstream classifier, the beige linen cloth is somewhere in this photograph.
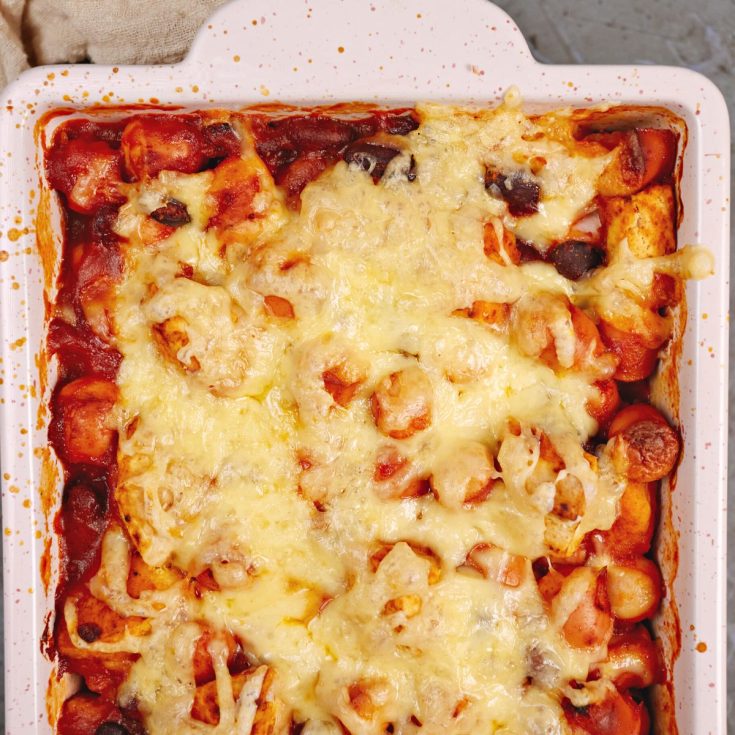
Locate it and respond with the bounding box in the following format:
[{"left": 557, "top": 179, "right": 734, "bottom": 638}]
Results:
[{"left": 0, "top": 0, "right": 227, "bottom": 89}]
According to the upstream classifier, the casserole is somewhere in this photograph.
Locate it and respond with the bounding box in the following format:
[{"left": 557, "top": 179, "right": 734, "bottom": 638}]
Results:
[
  {"left": 0, "top": 0, "right": 729, "bottom": 733},
  {"left": 42, "top": 98, "right": 706, "bottom": 735}
]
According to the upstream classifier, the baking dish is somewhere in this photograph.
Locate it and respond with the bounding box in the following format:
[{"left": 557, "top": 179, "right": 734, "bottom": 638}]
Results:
[{"left": 0, "top": 0, "right": 729, "bottom": 732}]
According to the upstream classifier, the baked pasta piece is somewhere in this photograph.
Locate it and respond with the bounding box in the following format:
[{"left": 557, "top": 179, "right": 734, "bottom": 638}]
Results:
[{"left": 44, "top": 92, "right": 711, "bottom": 735}]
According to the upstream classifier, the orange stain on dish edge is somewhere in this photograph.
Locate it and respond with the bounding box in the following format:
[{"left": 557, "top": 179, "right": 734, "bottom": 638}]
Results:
[
  {"left": 37, "top": 444, "right": 60, "bottom": 597},
  {"left": 696, "top": 642, "right": 708, "bottom": 653},
  {"left": 35, "top": 185, "right": 58, "bottom": 295},
  {"left": 36, "top": 353, "right": 49, "bottom": 431},
  {"left": 38, "top": 448, "right": 59, "bottom": 522},
  {"left": 40, "top": 537, "right": 52, "bottom": 593}
]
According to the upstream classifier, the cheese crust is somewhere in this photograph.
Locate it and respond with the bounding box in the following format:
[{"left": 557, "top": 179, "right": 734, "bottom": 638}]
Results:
[{"left": 45, "top": 95, "right": 712, "bottom": 735}]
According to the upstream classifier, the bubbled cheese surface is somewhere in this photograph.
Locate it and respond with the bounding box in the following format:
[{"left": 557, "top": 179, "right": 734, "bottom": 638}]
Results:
[{"left": 99, "top": 98, "right": 631, "bottom": 735}]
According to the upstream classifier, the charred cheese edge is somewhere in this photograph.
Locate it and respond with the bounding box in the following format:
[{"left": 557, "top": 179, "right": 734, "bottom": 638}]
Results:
[{"left": 62, "top": 95, "right": 712, "bottom": 735}]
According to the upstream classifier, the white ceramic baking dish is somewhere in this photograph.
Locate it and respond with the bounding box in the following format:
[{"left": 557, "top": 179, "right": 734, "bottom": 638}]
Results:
[{"left": 0, "top": 0, "right": 729, "bottom": 732}]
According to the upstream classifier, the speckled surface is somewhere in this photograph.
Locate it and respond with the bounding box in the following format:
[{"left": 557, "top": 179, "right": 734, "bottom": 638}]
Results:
[{"left": 0, "top": 0, "right": 731, "bottom": 731}]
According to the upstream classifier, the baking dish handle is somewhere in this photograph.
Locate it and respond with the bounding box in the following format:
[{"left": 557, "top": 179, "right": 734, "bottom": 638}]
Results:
[{"left": 183, "top": 0, "right": 537, "bottom": 102}]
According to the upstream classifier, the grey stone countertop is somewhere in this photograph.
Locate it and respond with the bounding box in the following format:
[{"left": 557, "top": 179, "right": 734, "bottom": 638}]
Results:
[{"left": 0, "top": 0, "right": 732, "bottom": 731}]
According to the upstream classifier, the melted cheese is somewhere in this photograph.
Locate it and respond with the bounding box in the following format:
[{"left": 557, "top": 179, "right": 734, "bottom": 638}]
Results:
[{"left": 66, "top": 97, "right": 709, "bottom": 735}]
